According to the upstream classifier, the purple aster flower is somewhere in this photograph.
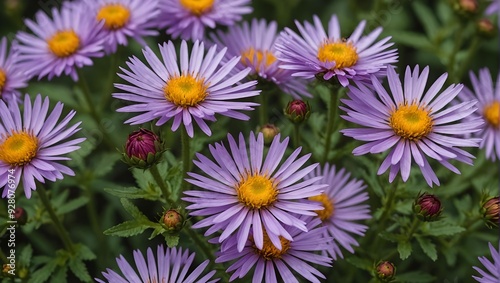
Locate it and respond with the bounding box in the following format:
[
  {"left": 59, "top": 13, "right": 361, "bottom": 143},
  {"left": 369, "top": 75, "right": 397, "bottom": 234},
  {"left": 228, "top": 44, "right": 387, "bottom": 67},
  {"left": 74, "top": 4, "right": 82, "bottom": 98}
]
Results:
[
  {"left": 458, "top": 68, "right": 500, "bottom": 161},
  {"left": 305, "top": 163, "right": 371, "bottom": 260},
  {"left": 0, "top": 37, "right": 28, "bottom": 103},
  {"left": 275, "top": 14, "right": 398, "bottom": 87},
  {"left": 340, "top": 65, "right": 483, "bottom": 187},
  {"left": 215, "top": 216, "right": 332, "bottom": 283},
  {"left": 209, "top": 18, "right": 312, "bottom": 99},
  {"left": 15, "top": 2, "right": 104, "bottom": 81},
  {"left": 113, "top": 40, "right": 259, "bottom": 137},
  {"left": 183, "top": 131, "right": 326, "bottom": 252},
  {"left": 82, "top": 0, "right": 159, "bottom": 54},
  {"left": 96, "top": 245, "right": 219, "bottom": 283},
  {"left": 157, "top": 0, "right": 252, "bottom": 41},
  {"left": 0, "top": 94, "right": 84, "bottom": 199},
  {"left": 473, "top": 241, "right": 500, "bottom": 283}
]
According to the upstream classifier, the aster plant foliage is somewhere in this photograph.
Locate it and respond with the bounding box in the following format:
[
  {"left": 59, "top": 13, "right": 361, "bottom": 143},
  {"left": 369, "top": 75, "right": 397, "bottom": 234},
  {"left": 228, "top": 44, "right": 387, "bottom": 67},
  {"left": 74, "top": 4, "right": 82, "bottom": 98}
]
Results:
[
  {"left": 0, "top": 94, "right": 84, "bottom": 198},
  {"left": 341, "top": 65, "right": 483, "bottom": 187}
]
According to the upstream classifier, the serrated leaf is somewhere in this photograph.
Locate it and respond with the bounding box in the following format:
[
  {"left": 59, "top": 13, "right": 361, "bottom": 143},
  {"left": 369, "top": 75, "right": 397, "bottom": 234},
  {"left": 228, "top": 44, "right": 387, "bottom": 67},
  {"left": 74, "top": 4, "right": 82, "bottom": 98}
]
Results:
[
  {"left": 425, "top": 221, "right": 465, "bottom": 236},
  {"left": 75, "top": 244, "right": 96, "bottom": 261},
  {"left": 68, "top": 257, "right": 92, "bottom": 282},
  {"left": 57, "top": 197, "right": 89, "bottom": 215},
  {"left": 91, "top": 152, "right": 121, "bottom": 177},
  {"left": 379, "top": 232, "right": 403, "bottom": 243},
  {"left": 398, "top": 240, "right": 412, "bottom": 260},
  {"left": 416, "top": 236, "right": 438, "bottom": 261},
  {"left": 103, "top": 220, "right": 149, "bottom": 237},
  {"left": 396, "top": 271, "right": 436, "bottom": 282},
  {"left": 120, "top": 198, "right": 148, "bottom": 221},
  {"left": 104, "top": 186, "right": 161, "bottom": 200},
  {"left": 149, "top": 226, "right": 166, "bottom": 240},
  {"left": 19, "top": 245, "right": 33, "bottom": 267},
  {"left": 50, "top": 266, "right": 67, "bottom": 283},
  {"left": 28, "top": 260, "right": 58, "bottom": 283},
  {"left": 165, "top": 234, "right": 179, "bottom": 247},
  {"left": 391, "top": 31, "right": 434, "bottom": 51}
]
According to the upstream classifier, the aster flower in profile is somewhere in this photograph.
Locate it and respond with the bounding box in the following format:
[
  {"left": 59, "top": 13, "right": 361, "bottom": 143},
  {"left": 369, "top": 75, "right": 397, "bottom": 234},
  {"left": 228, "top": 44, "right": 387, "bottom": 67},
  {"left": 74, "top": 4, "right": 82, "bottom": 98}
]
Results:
[
  {"left": 113, "top": 40, "right": 259, "bottom": 137},
  {"left": 275, "top": 14, "right": 398, "bottom": 86},
  {"left": 183, "top": 132, "right": 326, "bottom": 252},
  {"left": 0, "top": 94, "right": 84, "bottom": 199},
  {"left": 209, "top": 18, "right": 311, "bottom": 98},
  {"left": 15, "top": 2, "right": 104, "bottom": 81},
  {"left": 473, "top": 241, "right": 500, "bottom": 283},
  {"left": 82, "top": 0, "right": 159, "bottom": 54},
  {"left": 305, "top": 163, "right": 371, "bottom": 260},
  {"left": 96, "top": 245, "right": 219, "bottom": 283},
  {"left": 157, "top": 0, "right": 252, "bottom": 41},
  {"left": 0, "top": 37, "right": 28, "bottom": 103},
  {"left": 458, "top": 68, "right": 500, "bottom": 161},
  {"left": 215, "top": 216, "right": 332, "bottom": 283},
  {"left": 340, "top": 65, "right": 482, "bottom": 187}
]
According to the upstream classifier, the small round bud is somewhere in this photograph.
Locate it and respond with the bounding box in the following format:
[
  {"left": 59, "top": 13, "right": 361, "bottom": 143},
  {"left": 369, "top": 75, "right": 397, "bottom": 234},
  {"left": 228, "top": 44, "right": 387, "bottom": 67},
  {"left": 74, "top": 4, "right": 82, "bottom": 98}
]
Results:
[
  {"left": 375, "top": 261, "right": 396, "bottom": 282},
  {"left": 258, "top": 124, "right": 280, "bottom": 144},
  {"left": 454, "top": 0, "right": 478, "bottom": 14},
  {"left": 122, "top": 129, "right": 165, "bottom": 169},
  {"left": 477, "top": 18, "right": 496, "bottom": 38},
  {"left": 2, "top": 264, "right": 14, "bottom": 277},
  {"left": 162, "top": 209, "right": 184, "bottom": 232},
  {"left": 14, "top": 207, "right": 27, "bottom": 225},
  {"left": 413, "top": 193, "right": 442, "bottom": 222},
  {"left": 481, "top": 196, "right": 499, "bottom": 228},
  {"left": 284, "top": 100, "right": 311, "bottom": 124}
]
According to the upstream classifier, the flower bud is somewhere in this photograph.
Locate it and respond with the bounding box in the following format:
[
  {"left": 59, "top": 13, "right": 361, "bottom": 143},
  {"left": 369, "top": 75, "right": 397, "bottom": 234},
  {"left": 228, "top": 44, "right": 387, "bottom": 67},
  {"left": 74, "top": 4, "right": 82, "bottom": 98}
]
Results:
[
  {"left": 284, "top": 100, "right": 311, "bottom": 124},
  {"left": 162, "top": 209, "right": 184, "bottom": 232},
  {"left": 258, "top": 124, "right": 280, "bottom": 144},
  {"left": 375, "top": 261, "right": 396, "bottom": 282},
  {"left": 14, "top": 207, "right": 27, "bottom": 225},
  {"left": 122, "top": 129, "right": 165, "bottom": 169},
  {"left": 413, "top": 193, "right": 442, "bottom": 222},
  {"left": 453, "top": 0, "right": 478, "bottom": 15},
  {"left": 481, "top": 196, "right": 499, "bottom": 228},
  {"left": 477, "top": 18, "right": 496, "bottom": 38}
]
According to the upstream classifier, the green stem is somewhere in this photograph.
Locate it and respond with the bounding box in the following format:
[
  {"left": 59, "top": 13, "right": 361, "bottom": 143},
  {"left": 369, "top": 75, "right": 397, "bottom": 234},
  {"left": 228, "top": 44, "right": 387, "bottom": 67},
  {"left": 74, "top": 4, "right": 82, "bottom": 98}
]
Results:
[
  {"left": 292, "top": 124, "right": 300, "bottom": 148},
  {"left": 76, "top": 68, "right": 117, "bottom": 149},
  {"left": 185, "top": 221, "right": 215, "bottom": 261},
  {"left": 83, "top": 186, "right": 106, "bottom": 267},
  {"left": 447, "top": 22, "right": 466, "bottom": 83},
  {"left": 36, "top": 184, "right": 75, "bottom": 254},
  {"left": 406, "top": 217, "right": 421, "bottom": 240},
  {"left": 181, "top": 127, "right": 191, "bottom": 193},
  {"left": 99, "top": 51, "right": 119, "bottom": 112},
  {"left": 455, "top": 36, "right": 480, "bottom": 82},
  {"left": 150, "top": 164, "right": 176, "bottom": 206},
  {"left": 322, "top": 88, "right": 340, "bottom": 164},
  {"left": 258, "top": 92, "right": 269, "bottom": 126}
]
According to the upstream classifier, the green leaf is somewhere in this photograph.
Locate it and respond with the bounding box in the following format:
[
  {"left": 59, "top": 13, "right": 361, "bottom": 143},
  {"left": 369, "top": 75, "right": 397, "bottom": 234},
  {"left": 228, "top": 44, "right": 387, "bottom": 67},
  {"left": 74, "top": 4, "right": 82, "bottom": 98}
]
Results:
[
  {"left": 104, "top": 186, "right": 161, "bottom": 200},
  {"left": 90, "top": 152, "right": 121, "bottom": 177},
  {"left": 379, "top": 232, "right": 403, "bottom": 243},
  {"left": 442, "top": 246, "right": 458, "bottom": 266},
  {"left": 57, "top": 196, "right": 89, "bottom": 215},
  {"left": 416, "top": 236, "right": 438, "bottom": 261},
  {"left": 68, "top": 257, "right": 92, "bottom": 282},
  {"left": 425, "top": 221, "right": 465, "bottom": 236},
  {"left": 75, "top": 244, "right": 96, "bottom": 261},
  {"left": 412, "top": 1, "right": 440, "bottom": 38},
  {"left": 120, "top": 198, "right": 148, "bottom": 221},
  {"left": 345, "top": 255, "right": 372, "bottom": 271},
  {"left": 391, "top": 31, "right": 434, "bottom": 51},
  {"left": 103, "top": 220, "right": 149, "bottom": 237},
  {"left": 28, "top": 259, "right": 58, "bottom": 283},
  {"left": 149, "top": 226, "right": 165, "bottom": 240},
  {"left": 19, "top": 245, "right": 33, "bottom": 267},
  {"left": 396, "top": 271, "right": 436, "bottom": 282},
  {"left": 50, "top": 266, "right": 67, "bottom": 283},
  {"left": 26, "top": 82, "right": 79, "bottom": 109},
  {"left": 165, "top": 234, "right": 179, "bottom": 247},
  {"left": 398, "top": 240, "right": 412, "bottom": 260}
]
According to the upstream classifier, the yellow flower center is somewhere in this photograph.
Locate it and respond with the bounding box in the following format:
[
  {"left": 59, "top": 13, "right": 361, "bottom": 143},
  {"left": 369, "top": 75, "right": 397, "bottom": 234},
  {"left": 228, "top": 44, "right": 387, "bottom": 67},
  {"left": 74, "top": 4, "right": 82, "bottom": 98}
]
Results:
[
  {"left": 0, "top": 69, "right": 6, "bottom": 94},
  {"left": 47, "top": 30, "right": 80, "bottom": 58},
  {"left": 309, "top": 193, "right": 334, "bottom": 221},
  {"left": 483, "top": 101, "right": 500, "bottom": 128},
  {"left": 0, "top": 132, "right": 38, "bottom": 166},
  {"left": 241, "top": 48, "right": 277, "bottom": 71},
  {"left": 252, "top": 231, "right": 290, "bottom": 260},
  {"left": 317, "top": 40, "right": 358, "bottom": 69},
  {"left": 389, "top": 103, "right": 433, "bottom": 141},
  {"left": 179, "top": 0, "right": 214, "bottom": 15},
  {"left": 163, "top": 75, "right": 208, "bottom": 108},
  {"left": 96, "top": 4, "right": 131, "bottom": 30},
  {"left": 237, "top": 174, "right": 278, "bottom": 209}
]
